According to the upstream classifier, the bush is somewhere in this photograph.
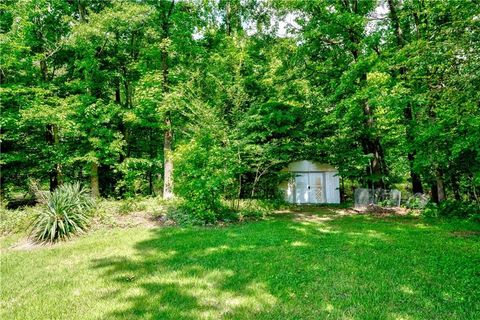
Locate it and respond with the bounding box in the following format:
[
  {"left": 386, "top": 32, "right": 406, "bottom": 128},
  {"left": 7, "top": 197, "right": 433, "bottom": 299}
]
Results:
[
  {"left": 173, "top": 124, "right": 239, "bottom": 224},
  {"left": 405, "top": 193, "right": 430, "bottom": 209},
  {"left": 422, "top": 200, "right": 480, "bottom": 219},
  {"left": 168, "top": 201, "right": 219, "bottom": 226},
  {"left": 30, "top": 183, "right": 94, "bottom": 243}
]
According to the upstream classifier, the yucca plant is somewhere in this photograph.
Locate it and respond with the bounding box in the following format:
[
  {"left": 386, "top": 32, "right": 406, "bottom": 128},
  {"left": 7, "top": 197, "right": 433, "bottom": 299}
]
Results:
[{"left": 31, "top": 183, "right": 94, "bottom": 243}]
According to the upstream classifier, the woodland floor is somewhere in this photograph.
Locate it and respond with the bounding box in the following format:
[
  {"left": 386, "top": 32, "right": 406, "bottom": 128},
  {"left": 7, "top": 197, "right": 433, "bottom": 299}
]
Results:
[{"left": 1, "top": 207, "right": 479, "bottom": 320}]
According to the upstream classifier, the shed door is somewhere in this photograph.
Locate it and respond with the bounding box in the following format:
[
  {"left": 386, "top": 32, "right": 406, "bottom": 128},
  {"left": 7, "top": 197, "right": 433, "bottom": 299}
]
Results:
[
  {"left": 325, "top": 172, "right": 340, "bottom": 203},
  {"left": 294, "top": 173, "right": 309, "bottom": 204},
  {"left": 309, "top": 172, "right": 326, "bottom": 203}
]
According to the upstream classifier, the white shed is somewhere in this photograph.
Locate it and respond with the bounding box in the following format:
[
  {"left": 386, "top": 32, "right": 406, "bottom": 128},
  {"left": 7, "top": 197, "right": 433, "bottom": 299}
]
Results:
[{"left": 279, "top": 161, "right": 340, "bottom": 204}]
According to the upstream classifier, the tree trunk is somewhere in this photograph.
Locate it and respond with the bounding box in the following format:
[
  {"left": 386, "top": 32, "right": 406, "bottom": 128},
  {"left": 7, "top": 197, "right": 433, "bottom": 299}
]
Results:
[
  {"left": 148, "top": 129, "right": 154, "bottom": 196},
  {"left": 387, "top": 0, "right": 424, "bottom": 194},
  {"left": 148, "top": 170, "right": 153, "bottom": 196},
  {"left": 431, "top": 181, "right": 439, "bottom": 203},
  {"left": 362, "top": 101, "right": 388, "bottom": 189},
  {"left": 225, "top": 2, "right": 231, "bottom": 36},
  {"left": 91, "top": 162, "right": 100, "bottom": 198},
  {"left": 436, "top": 170, "right": 446, "bottom": 202},
  {"left": 46, "top": 124, "right": 61, "bottom": 191},
  {"left": 40, "top": 59, "right": 48, "bottom": 81},
  {"left": 387, "top": 0, "right": 404, "bottom": 47},
  {"left": 340, "top": 177, "right": 346, "bottom": 203},
  {"left": 160, "top": 1, "right": 175, "bottom": 200},
  {"left": 404, "top": 102, "right": 423, "bottom": 193},
  {"left": 77, "top": 0, "right": 86, "bottom": 22},
  {"left": 236, "top": 174, "right": 242, "bottom": 210},
  {"left": 450, "top": 174, "right": 461, "bottom": 201},
  {"left": 41, "top": 54, "right": 63, "bottom": 191},
  {"left": 408, "top": 151, "right": 423, "bottom": 193},
  {"left": 49, "top": 170, "right": 59, "bottom": 192},
  {"left": 163, "top": 119, "right": 174, "bottom": 199}
]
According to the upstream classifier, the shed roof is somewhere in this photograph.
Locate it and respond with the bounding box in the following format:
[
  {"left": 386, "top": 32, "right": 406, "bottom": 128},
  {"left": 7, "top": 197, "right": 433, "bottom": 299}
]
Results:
[{"left": 284, "top": 160, "right": 337, "bottom": 172}]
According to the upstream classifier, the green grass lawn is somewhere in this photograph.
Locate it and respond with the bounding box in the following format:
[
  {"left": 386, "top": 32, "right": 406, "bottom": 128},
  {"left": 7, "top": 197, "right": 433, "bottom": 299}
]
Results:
[{"left": 1, "top": 208, "right": 479, "bottom": 320}]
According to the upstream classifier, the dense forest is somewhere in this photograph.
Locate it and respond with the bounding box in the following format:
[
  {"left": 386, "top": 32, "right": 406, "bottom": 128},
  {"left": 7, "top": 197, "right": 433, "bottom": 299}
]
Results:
[{"left": 1, "top": 0, "right": 479, "bottom": 218}]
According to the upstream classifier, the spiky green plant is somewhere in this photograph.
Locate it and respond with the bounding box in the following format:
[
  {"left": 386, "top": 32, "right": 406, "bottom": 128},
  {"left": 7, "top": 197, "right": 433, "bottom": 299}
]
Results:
[{"left": 31, "top": 183, "right": 94, "bottom": 243}]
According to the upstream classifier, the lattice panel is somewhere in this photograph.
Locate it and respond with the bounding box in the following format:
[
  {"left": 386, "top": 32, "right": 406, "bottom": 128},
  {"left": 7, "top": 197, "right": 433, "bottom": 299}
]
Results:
[{"left": 315, "top": 187, "right": 324, "bottom": 201}]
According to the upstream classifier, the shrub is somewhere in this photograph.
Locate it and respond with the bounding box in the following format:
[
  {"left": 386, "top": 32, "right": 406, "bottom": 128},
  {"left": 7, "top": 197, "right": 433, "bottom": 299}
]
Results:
[
  {"left": 173, "top": 124, "right": 239, "bottom": 224},
  {"left": 405, "top": 194, "right": 430, "bottom": 209},
  {"left": 30, "top": 183, "right": 94, "bottom": 243},
  {"left": 167, "top": 201, "right": 214, "bottom": 226},
  {"left": 422, "top": 202, "right": 439, "bottom": 218},
  {"left": 422, "top": 200, "right": 479, "bottom": 219}
]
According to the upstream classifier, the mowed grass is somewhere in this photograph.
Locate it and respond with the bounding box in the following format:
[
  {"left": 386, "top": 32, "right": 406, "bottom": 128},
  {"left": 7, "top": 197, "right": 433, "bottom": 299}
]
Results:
[{"left": 1, "top": 208, "right": 479, "bottom": 320}]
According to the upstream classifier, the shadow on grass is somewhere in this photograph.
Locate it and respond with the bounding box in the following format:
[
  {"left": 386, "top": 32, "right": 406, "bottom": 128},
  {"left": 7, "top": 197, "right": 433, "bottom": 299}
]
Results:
[{"left": 91, "top": 209, "right": 480, "bottom": 319}]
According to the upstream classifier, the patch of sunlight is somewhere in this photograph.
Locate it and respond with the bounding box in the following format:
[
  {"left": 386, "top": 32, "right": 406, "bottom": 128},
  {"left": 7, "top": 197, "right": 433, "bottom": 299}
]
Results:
[
  {"left": 347, "top": 230, "right": 388, "bottom": 241},
  {"left": 154, "top": 269, "right": 276, "bottom": 319},
  {"left": 324, "top": 302, "right": 334, "bottom": 312},
  {"left": 413, "top": 223, "right": 438, "bottom": 230},
  {"left": 237, "top": 244, "right": 257, "bottom": 251},
  {"left": 390, "top": 313, "right": 413, "bottom": 320},
  {"left": 226, "top": 232, "right": 239, "bottom": 238},
  {"left": 347, "top": 232, "right": 364, "bottom": 236},
  {"left": 291, "top": 241, "right": 308, "bottom": 247},
  {"left": 316, "top": 227, "right": 339, "bottom": 234},
  {"left": 274, "top": 209, "right": 294, "bottom": 214},
  {"left": 204, "top": 245, "right": 230, "bottom": 254},
  {"left": 198, "top": 245, "right": 257, "bottom": 257},
  {"left": 329, "top": 208, "right": 348, "bottom": 215},
  {"left": 294, "top": 213, "right": 335, "bottom": 224},
  {"left": 366, "top": 230, "right": 389, "bottom": 240},
  {"left": 154, "top": 249, "right": 177, "bottom": 259},
  {"left": 399, "top": 285, "right": 415, "bottom": 295},
  {"left": 288, "top": 226, "right": 308, "bottom": 234},
  {"left": 124, "top": 287, "right": 143, "bottom": 299}
]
